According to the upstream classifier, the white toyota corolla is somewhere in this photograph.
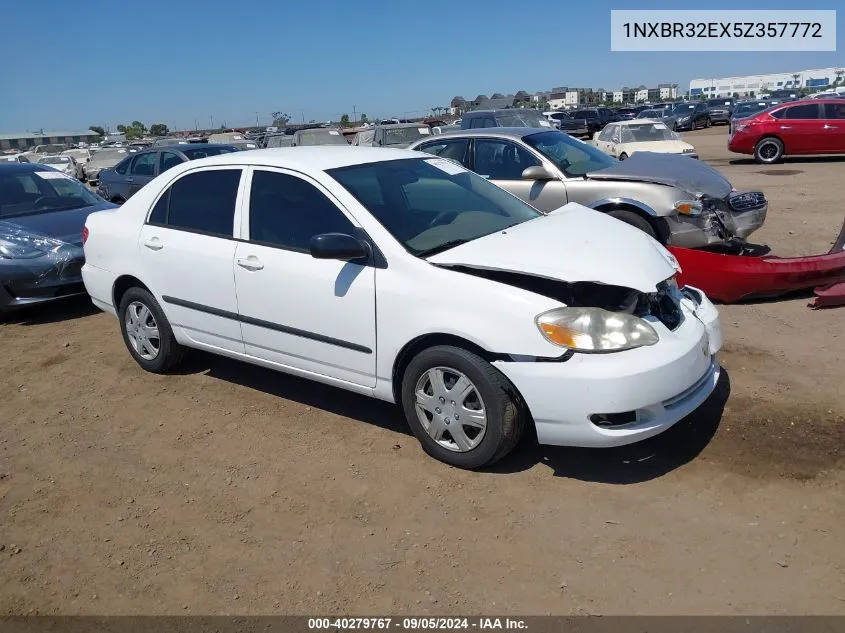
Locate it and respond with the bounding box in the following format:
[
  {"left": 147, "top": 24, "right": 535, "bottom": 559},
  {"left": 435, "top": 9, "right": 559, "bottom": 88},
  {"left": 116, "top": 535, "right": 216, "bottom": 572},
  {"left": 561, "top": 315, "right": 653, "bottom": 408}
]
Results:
[{"left": 81, "top": 147, "right": 723, "bottom": 469}]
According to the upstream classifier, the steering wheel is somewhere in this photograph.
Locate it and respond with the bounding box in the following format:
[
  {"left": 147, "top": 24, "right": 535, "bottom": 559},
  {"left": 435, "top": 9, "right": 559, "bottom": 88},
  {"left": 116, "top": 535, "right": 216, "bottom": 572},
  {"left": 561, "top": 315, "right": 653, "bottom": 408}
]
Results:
[
  {"left": 428, "top": 209, "right": 458, "bottom": 228},
  {"left": 33, "top": 196, "right": 59, "bottom": 208}
]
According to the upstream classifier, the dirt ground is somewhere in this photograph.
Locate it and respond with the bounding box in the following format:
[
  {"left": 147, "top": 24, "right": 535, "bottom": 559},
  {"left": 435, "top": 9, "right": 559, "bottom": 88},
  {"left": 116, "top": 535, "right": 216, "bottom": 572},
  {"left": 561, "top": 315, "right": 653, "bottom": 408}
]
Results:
[{"left": 1, "top": 128, "right": 844, "bottom": 615}]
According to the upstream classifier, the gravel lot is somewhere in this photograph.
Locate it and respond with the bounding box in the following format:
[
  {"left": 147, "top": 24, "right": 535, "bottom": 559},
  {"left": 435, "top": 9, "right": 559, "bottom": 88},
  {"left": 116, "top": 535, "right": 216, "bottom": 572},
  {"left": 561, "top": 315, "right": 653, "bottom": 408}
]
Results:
[{"left": 2, "top": 127, "right": 844, "bottom": 615}]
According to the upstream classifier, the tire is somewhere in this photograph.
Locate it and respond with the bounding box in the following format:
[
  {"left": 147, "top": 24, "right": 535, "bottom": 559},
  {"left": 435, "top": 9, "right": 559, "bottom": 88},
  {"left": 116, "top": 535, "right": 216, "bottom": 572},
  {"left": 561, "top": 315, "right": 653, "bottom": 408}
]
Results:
[
  {"left": 705, "top": 117, "right": 711, "bottom": 128},
  {"left": 400, "top": 345, "right": 525, "bottom": 469},
  {"left": 618, "top": 152, "right": 628, "bottom": 161},
  {"left": 754, "top": 137, "right": 784, "bottom": 164},
  {"left": 607, "top": 209, "right": 657, "bottom": 239},
  {"left": 118, "top": 287, "right": 186, "bottom": 373}
]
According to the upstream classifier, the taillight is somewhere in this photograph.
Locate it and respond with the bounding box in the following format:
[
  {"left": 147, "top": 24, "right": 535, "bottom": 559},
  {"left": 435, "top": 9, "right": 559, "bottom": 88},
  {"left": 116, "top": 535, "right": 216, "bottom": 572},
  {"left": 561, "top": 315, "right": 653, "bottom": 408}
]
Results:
[{"left": 82, "top": 226, "right": 89, "bottom": 246}]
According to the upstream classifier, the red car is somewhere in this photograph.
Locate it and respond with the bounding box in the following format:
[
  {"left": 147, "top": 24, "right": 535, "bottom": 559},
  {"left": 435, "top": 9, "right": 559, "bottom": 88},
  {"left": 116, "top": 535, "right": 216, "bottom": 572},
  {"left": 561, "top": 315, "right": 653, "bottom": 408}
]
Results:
[{"left": 728, "top": 99, "right": 845, "bottom": 164}]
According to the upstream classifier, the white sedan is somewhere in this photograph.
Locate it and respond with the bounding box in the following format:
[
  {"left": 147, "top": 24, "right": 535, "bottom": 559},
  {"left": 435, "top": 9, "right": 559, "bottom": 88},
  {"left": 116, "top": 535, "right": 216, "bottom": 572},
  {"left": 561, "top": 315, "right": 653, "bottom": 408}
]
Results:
[
  {"left": 81, "top": 147, "right": 723, "bottom": 469},
  {"left": 35, "top": 154, "right": 85, "bottom": 179},
  {"left": 594, "top": 120, "right": 698, "bottom": 160}
]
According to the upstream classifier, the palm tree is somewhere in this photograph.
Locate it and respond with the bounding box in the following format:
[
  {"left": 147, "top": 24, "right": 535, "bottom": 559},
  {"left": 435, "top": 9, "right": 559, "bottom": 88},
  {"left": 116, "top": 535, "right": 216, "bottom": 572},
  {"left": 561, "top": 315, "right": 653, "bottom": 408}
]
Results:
[
  {"left": 791, "top": 72, "right": 801, "bottom": 88},
  {"left": 835, "top": 69, "right": 844, "bottom": 86}
]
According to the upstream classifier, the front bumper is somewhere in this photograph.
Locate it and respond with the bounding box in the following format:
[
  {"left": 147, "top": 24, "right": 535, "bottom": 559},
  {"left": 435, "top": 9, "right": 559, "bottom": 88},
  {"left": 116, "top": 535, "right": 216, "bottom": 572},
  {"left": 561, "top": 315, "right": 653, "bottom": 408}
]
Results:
[
  {"left": 0, "top": 249, "right": 87, "bottom": 311},
  {"left": 495, "top": 288, "right": 722, "bottom": 448},
  {"left": 667, "top": 192, "right": 767, "bottom": 248}
]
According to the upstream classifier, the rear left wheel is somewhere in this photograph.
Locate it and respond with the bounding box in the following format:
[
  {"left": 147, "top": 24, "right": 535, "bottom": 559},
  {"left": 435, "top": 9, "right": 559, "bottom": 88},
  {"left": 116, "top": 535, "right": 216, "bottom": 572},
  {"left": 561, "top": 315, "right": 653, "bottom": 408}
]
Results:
[
  {"left": 118, "top": 287, "right": 185, "bottom": 373},
  {"left": 400, "top": 346, "right": 525, "bottom": 469}
]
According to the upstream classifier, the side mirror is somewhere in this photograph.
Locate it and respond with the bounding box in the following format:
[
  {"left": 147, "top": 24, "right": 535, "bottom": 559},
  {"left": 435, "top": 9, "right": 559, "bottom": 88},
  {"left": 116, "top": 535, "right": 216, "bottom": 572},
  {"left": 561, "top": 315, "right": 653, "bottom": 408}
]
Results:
[
  {"left": 521, "top": 165, "right": 555, "bottom": 181},
  {"left": 310, "top": 233, "right": 369, "bottom": 261}
]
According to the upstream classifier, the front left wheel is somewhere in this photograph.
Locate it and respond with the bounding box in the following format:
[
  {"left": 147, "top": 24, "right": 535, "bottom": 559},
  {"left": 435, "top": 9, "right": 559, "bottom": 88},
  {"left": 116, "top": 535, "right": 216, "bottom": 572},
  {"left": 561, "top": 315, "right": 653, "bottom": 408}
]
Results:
[
  {"left": 400, "top": 346, "right": 525, "bottom": 469},
  {"left": 118, "top": 287, "right": 185, "bottom": 373}
]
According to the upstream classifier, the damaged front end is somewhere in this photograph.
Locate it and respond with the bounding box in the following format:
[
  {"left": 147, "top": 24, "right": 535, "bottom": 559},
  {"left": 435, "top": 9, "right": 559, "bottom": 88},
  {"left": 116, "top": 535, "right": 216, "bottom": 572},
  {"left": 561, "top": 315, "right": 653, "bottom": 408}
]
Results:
[
  {"left": 0, "top": 222, "right": 86, "bottom": 311},
  {"left": 448, "top": 266, "right": 686, "bottom": 334},
  {"left": 669, "top": 191, "right": 768, "bottom": 249}
]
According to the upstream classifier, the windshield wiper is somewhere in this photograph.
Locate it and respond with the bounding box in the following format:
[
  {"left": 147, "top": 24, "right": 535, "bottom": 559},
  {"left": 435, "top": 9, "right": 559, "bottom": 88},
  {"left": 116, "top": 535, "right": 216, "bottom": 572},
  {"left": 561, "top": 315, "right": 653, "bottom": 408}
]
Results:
[{"left": 417, "top": 238, "right": 472, "bottom": 258}]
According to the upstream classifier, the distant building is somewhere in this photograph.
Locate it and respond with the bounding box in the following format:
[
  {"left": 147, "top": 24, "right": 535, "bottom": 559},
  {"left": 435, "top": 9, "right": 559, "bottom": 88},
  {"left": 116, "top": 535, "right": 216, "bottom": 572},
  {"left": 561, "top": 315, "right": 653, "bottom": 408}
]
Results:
[
  {"left": 0, "top": 130, "right": 102, "bottom": 151},
  {"left": 659, "top": 83, "right": 679, "bottom": 100},
  {"left": 689, "top": 67, "right": 845, "bottom": 98}
]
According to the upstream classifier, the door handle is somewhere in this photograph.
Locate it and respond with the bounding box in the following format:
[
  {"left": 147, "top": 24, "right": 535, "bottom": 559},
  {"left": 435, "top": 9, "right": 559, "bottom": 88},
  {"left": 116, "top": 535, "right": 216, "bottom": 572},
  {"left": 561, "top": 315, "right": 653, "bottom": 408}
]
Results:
[
  {"left": 142, "top": 237, "right": 163, "bottom": 251},
  {"left": 237, "top": 256, "right": 264, "bottom": 271},
  {"left": 779, "top": 125, "right": 792, "bottom": 130},
  {"left": 127, "top": 177, "right": 134, "bottom": 183},
  {"left": 824, "top": 124, "right": 839, "bottom": 130}
]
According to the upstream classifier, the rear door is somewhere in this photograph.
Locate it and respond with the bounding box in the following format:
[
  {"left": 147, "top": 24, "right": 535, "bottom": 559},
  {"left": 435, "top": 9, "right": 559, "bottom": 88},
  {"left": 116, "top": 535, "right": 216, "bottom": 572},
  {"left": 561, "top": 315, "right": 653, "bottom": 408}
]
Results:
[
  {"left": 128, "top": 151, "right": 158, "bottom": 197},
  {"left": 774, "top": 103, "right": 824, "bottom": 153},
  {"left": 138, "top": 167, "right": 246, "bottom": 353},
  {"left": 821, "top": 102, "right": 845, "bottom": 152}
]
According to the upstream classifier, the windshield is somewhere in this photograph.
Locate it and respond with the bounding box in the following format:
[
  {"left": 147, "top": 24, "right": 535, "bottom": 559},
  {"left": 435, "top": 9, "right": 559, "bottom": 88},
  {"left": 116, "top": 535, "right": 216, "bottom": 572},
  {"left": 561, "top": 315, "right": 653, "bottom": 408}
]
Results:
[
  {"left": 328, "top": 158, "right": 540, "bottom": 256},
  {"left": 37, "top": 156, "right": 71, "bottom": 164},
  {"left": 494, "top": 111, "right": 548, "bottom": 128},
  {"left": 34, "top": 144, "right": 67, "bottom": 154},
  {"left": 383, "top": 127, "right": 430, "bottom": 146},
  {"left": 523, "top": 130, "right": 615, "bottom": 177},
  {"left": 0, "top": 170, "right": 100, "bottom": 218},
  {"left": 182, "top": 146, "right": 238, "bottom": 159},
  {"left": 673, "top": 103, "right": 696, "bottom": 113},
  {"left": 620, "top": 122, "right": 679, "bottom": 142},
  {"left": 733, "top": 103, "right": 767, "bottom": 116},
  {"left": 570, "top": 110, "right": 598, "bottom": 119},
  {"left": 296, "top": 130, "right": 348, "bottom": 146},
  {"left": 637, "top": 110, "right": 662, "bottom": 118},
  {"left": 90, "top": 149, "right": 127, "bottom": 163}
]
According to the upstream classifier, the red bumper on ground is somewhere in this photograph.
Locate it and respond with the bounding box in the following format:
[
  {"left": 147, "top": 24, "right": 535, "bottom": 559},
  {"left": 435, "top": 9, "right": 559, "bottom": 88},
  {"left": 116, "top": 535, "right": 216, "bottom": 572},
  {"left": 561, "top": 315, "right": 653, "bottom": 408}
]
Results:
[{"left": 668, "top": 218, "right": 845, "bottom": 306}]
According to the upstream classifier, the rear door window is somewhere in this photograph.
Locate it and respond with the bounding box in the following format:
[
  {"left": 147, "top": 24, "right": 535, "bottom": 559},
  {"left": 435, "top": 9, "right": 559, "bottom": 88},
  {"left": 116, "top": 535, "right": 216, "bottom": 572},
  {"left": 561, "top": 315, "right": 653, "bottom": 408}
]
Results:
[
  {"left": 148, "top": 169, "right": 242, "bottom": 236},
  {"left": 782, "top": 104, "right": 821, "bottom": 119}
]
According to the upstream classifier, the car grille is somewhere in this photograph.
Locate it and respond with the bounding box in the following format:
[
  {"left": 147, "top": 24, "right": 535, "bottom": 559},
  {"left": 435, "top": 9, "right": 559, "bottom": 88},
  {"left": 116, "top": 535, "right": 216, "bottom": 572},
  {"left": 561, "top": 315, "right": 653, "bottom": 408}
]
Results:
[
  {"left": 728, "top": 191, "right": 766, "bottom": 211},
  {"left": 634, "top": 279, "right": 683, "bottom": 331}
]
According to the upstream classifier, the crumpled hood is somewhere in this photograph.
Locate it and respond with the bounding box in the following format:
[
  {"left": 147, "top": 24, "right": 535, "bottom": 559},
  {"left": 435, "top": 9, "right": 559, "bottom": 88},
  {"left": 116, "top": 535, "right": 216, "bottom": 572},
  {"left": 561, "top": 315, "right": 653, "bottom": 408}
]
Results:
[
  {"left": 1, "top": 202, "right": 116, "bottom": 246},
  {"left": 427, "top": 203, "right": 679, "bottom": 293},
  {"left": 585, "top": 151, "right": 733, "bottom": 198}
]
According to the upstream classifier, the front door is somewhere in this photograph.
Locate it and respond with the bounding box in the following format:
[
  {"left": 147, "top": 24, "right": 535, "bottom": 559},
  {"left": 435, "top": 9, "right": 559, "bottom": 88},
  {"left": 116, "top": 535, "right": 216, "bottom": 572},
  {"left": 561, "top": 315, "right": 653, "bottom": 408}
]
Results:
[
  {"left": 234, "top": 168, "right": 376, "bottom": 387},
  {"left": 138, "top": 167, "right": 245, "bottom": 353},
  {"left": 472, "top": 138, "right": 568, "bottom": 212}
]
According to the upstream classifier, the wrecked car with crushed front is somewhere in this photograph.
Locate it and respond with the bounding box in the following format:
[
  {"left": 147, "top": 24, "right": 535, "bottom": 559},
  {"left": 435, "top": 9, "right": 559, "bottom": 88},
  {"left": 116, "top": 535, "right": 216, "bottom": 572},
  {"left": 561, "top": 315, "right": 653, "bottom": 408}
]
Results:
[
  {"left": 410, "top": 128, "right": 767, "bottom": 248},
  {"left": 82, "top": 148, "right": 723, "bottom": 469}
]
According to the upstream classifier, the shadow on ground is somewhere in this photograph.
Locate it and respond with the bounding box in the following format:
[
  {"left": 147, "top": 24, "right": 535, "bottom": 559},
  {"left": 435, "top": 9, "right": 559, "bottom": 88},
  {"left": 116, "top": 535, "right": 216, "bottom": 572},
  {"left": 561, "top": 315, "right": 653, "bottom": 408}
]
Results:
[
  {"left": 184, "top": 350, "right": 731, "bottom": 483},
  {"left": 0, "top": 296, "right": 98, "bottom": 326}
]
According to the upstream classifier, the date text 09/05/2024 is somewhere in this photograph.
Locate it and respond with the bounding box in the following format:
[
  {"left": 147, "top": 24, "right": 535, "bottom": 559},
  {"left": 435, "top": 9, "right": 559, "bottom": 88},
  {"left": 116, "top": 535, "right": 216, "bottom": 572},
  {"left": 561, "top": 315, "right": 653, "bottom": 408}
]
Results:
[{"left": 308, "top": 618, "right": 528, "bottom": 630}]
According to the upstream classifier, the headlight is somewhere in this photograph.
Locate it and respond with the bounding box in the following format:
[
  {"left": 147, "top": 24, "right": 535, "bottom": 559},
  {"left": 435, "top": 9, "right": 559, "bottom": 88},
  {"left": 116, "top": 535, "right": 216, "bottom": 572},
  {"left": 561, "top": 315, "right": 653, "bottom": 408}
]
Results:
[
  {"left": 679, "top": 116, "right": 690, "bottom": 123},
  {"left": 0, "top": 237, "right": 49, "bottom": 259},
  {"left": 674, "top": 200, "right": 703, "bottom": 216},
  {"left": 536, "top": 307, "right": 659, "bottom": 352}
]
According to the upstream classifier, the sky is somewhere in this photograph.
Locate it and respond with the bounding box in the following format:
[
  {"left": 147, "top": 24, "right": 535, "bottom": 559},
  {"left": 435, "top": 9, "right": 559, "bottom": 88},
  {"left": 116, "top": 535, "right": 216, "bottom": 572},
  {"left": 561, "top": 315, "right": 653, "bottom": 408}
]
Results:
[{"left": 0, "top": 0, "right": 842, "bottom": 133}]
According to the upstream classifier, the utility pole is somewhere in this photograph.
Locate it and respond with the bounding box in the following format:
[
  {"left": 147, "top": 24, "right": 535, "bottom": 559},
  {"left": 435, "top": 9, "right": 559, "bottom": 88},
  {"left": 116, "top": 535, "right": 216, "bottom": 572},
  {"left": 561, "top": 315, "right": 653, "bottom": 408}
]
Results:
[
  {"left": 194, "top": 117, "right": 198, "bottom": 131},
  {"left": 210, "top": 115, "right": 214, "bottom": 130},
  {"left": 353, "top": 105, "right": 357, "bottom": 125},
  {"left": 301, "top": 110, "right": 305, "bottom": 123},
  {"left": 255, "top": 111, "right": 259, "bottom": 128}
]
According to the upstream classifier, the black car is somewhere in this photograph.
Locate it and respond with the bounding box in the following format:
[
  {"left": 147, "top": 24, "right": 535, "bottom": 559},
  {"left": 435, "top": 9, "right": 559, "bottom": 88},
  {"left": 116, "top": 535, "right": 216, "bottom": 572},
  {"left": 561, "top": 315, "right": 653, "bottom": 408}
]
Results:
[
  {"left": 0, "top": 163, "right": 117, "bottom": 313},
  {"left": 705, "top": 98, "right": 735, "bottom": 125},
  {"left": 670, "top": 102, "right": 711, "bottom": 131},
  {"left": 97, "top": 144, "right": 238, "bottom": 203},
  {"left": 615, "top": 107, "right": 639, "bottom": 120},
  {"left": 565, "top": 107, "right": 617, "bottom": 136}
]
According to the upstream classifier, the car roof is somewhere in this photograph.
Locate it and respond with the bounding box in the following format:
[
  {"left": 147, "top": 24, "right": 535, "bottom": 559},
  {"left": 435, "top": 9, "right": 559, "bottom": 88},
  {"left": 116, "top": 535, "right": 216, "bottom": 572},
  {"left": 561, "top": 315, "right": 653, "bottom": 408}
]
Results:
[
  {"left": 176, "top": 146, "right": 424, "bottom": 171},
  {"left": 614, "top": 119, "right": 666, "bottom": 126},
  {"left": 0, "top": 162, "right": 49, "bottom": 174},
  {"left": 425, "top": 127, "right": 551, "bottom": 141},
  {"left": 375, "top": 122, "right": 428, "bottom": 129}
]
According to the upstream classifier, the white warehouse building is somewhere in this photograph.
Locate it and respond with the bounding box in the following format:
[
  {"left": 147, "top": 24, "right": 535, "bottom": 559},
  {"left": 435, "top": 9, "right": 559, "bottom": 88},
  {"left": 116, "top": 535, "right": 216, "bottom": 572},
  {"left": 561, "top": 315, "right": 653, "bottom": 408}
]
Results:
[{"left": 689, "top": 67, "right": 844, "bottom": 98}]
